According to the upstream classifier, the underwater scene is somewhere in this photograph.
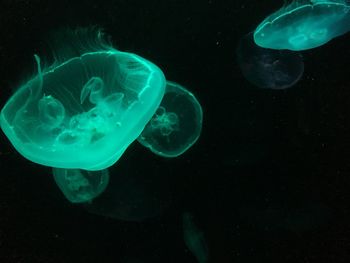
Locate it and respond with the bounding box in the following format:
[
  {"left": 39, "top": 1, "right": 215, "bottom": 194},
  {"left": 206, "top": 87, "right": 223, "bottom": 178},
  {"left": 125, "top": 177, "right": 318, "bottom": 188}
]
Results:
[{"left": 0, "top": 0, "right": 349, "bottom": 262}]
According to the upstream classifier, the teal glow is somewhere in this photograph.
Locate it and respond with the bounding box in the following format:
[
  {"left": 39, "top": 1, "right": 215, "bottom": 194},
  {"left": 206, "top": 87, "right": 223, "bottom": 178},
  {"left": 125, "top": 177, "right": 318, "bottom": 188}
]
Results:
[
  {"left": 237, "top": 32, "right": 304, "bottom": 89},
  {"left": 183, "top": 212, "right": 209, "bottom": 263},
  {"left": 0, "top": 28, "right": 166, "bottom": 170},
  {"left": 254, "top": 0, "right": 350, "bottom": 50},
  {"left": 83, "top": 163, "right": 174, "bottom": 221},
  {"left": 53, "top": 168, "right": 109, "bottom": 203},
  {"left": 137, "top": 81, "right": 203, "bottom": 157}
]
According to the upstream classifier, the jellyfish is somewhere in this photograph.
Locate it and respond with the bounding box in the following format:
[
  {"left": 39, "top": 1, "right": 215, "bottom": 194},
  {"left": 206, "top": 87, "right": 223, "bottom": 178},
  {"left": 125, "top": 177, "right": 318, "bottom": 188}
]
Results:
[
  {"left": 254, "top": 0, "right": 350, "bottom": 51},
  {"left": 137, "top": 81, "right": 203, "bottom": 157},
  {"left": 183, "top": 212, "right": 209, "bottom": 263},
  {"left": 237, "top": 33, "right": 304, "bottom": 89},
  {"left": 53, "top": 168, "right": 109, "bottom": 203},
  {"left": 0, "top": 27, "right": 166, "bottom": 171},
  {"left": 83, "top": 153, "right": 174, "bottom": 221}
]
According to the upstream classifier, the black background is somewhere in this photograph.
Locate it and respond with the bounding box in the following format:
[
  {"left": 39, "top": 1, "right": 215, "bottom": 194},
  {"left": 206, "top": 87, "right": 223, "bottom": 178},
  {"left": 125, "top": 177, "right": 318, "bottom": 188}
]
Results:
[{"left": 0, "top": 0, "right": 349, "bottom": 262}]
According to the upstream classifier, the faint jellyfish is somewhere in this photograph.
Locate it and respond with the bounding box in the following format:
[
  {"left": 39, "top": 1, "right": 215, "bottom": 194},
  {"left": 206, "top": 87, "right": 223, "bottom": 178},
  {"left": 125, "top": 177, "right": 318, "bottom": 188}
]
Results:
[
  {"left": 183, "top": 212, "right": 209, "bottom": 263},
  {"left": 254, "top": 0, "right": 350, "bottom": 50},
  {"left": 237, "top": 32, "right": 304, "bottom": 89},
  {"left": 83, "top": 152, "right": 174, "bottom": 221},
  {"left": 53, "top": 168, "right": 109, "bottom": 203},
  {"left": 137, "top": 81, "right": 203, "bottom": 157},
  {"left": 0, "top": 27, "right": 166, "bottom": 171}
]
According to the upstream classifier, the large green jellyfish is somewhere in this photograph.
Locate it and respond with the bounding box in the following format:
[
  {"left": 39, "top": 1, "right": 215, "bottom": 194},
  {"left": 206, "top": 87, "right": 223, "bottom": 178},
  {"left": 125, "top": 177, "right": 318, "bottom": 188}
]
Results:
[
  {"left": 254, "top": 0, "right": 350, "bottom": 51},
  {"left": 137, "top": 81, "right": 203, "bottom": 157},
  {"left": 53, "top": 168, "right": 109, "bottom": 203},
  {"left": 0, "top": 28, "right": 166, "bottom": 170}
]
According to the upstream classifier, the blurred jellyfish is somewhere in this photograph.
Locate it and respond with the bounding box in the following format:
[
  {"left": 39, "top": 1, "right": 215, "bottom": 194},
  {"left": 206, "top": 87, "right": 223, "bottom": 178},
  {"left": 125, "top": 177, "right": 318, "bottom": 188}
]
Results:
[
  {"left": 83, "top": 152, "right": 174, "bottom": 221},
  {"left": 0, "top": 27, "right": 166, "bottom": 171},
  {"left": 183, "top": 212, "right": 209, "bottom": 263},
  {"left": 237, "top": 33, "right": 304, "bottom": 89},
  {"left": 53, "top": 168, "right": 109, "bottom": 203},
  {"left": 254, "top": 0, "right": 350, "bottom": 50},
  {"left": 137, "top": 81, "right": 203, "bottom": 157}
]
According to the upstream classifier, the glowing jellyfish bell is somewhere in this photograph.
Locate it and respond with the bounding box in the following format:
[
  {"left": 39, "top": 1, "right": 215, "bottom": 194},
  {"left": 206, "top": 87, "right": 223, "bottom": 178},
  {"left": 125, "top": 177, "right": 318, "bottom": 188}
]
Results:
[
  {"left": 0, "top": 27, "right": 166, "bottom": 170},
  {"left": 137, "top": 81, "right": 203, "bottom": 157},
  {"left": 237, "top": 32, "right": 304, "bottom": 89},
  {"left": 254, "top": 0, "right": 350, "bottom": 51},
  {"left": 53, "top": 168, "right": 109, "bottom": 203}
]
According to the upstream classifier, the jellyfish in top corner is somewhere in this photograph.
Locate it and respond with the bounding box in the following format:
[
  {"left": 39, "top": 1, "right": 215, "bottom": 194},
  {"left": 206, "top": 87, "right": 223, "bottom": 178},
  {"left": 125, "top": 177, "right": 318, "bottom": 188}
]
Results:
[
  {"left": 254, "top": 0, "right": 350, "bottom": 51},
  {"left": 0, "top": 27, "right": 166, "bottom": 171},
  {"left": 237, "top": 33, "right": 304, "bottom": 89},
  {"left": 53, "top": 168, "right": 109, "bottom": 203},
  {"left": 137, "top": 81, "right": 203, "bottom": 157}
]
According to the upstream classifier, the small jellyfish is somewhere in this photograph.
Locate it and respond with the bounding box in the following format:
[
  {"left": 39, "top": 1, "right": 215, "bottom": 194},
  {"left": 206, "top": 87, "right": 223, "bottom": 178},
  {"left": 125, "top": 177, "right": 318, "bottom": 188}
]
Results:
[
  {"left": 237, "top": 33, "right": 304, "bottom": 89},
  {"left": 183, "top": 212, "right": 209, "bottom": 263},
  {"left": 254, "top": 0, "right": 350, "bottom": 50},
  {"left": 0, "top": 27, "right": 166, "bottom": 171},
  {"left": 53, "top": 168, "right": 109, "bottom": 203},
  {"left": 83, "top": 155, "right": 173, "bottom": 221},
  {"left": 137, "top": 81, "right": 203, "bottom": 157}
]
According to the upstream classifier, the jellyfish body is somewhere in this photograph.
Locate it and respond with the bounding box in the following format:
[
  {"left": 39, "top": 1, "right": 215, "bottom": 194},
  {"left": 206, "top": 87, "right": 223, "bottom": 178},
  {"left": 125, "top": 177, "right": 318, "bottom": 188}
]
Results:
[
  {"left": 237, "top": 33, "right": 304, "bottom": 89},
  {"left": 137, "top": 81, "right": 203, "bottom": 157},
  {"left": 254, "top": 0, "right": 350, "bottom": 51},
  {"left": 53, "top": 168, "right": 109, "bottom": 203},
  {"left": 83, "top": 156, "right": 173, "bottom": 221},
  {"left": 183, "top": 213, "right": 209, "bottom": 263},
  {"left": 0, "top": 28, "right": 166, "bottom": 170}
]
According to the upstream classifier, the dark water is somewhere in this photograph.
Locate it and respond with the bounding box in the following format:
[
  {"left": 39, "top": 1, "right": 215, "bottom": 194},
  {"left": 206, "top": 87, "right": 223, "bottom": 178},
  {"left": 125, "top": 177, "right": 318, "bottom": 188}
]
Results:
[{"left": 0, "top": 1, "right": 349, "bottom": 262}]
